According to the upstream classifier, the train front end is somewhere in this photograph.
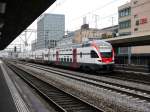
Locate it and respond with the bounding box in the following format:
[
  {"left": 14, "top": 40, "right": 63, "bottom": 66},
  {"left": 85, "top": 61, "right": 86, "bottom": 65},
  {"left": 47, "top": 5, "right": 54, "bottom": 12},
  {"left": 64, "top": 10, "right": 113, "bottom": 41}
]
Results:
[{"left": 92, "top": 40, "right": 114, "bottom": 71}]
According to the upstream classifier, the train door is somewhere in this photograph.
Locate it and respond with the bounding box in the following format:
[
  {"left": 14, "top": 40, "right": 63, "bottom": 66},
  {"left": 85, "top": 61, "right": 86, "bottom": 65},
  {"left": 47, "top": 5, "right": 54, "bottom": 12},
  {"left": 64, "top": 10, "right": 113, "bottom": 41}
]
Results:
[
  {"left": 72, "top": 49, "right": 78, "bottom": 68},
  {"left": 56, "top": 51, "right": 59, "bottom": 65},
  {"left": 42, "top": 52, "right": 44, "bottom": 63}
]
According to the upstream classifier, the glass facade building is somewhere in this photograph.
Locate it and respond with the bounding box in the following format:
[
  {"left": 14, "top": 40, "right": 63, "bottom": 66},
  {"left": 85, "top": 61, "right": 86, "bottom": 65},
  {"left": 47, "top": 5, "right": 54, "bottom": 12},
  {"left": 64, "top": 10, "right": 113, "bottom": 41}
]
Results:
[{"left": 36, "top": 14, "right": 65, "bottom": 49}]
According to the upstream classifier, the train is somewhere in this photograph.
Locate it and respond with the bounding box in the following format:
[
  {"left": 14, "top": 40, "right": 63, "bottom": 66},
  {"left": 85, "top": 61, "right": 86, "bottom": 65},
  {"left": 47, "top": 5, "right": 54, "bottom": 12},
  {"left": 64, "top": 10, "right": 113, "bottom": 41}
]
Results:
[{"left": 18, "top": 40, "right": 115, "bottom": 71}]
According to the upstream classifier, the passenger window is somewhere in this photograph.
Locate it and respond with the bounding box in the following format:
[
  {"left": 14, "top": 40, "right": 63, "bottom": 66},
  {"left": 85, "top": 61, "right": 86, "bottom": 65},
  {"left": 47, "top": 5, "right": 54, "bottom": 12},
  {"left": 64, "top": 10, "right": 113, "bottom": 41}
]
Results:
[
  {"left": 67, "top": 58, "right": 69, "bottom": 62},
  {"left": 70, "top": 58, "right": 72, "bottom": 62},
  {"left": 80, "top": 52, "right": 82, "bottom": 58},
  {"left": 82, "top": 43, "right": 90, "bottom": 47},
  {"left": 91, "top": 50, "right": 99, "bottom": 58},
  {"left": 64, "top": 58, "right": 66, "bottom": 62}
]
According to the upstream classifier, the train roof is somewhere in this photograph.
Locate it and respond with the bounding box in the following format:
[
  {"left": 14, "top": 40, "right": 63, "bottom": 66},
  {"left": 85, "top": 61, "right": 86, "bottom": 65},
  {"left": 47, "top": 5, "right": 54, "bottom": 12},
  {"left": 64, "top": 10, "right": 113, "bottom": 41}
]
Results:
[
  {"left": 83, "top": 40, "right": 111, "bottom": 46},
  {"left": 55, "top": 40, "right": 111, "bottom": 49}
]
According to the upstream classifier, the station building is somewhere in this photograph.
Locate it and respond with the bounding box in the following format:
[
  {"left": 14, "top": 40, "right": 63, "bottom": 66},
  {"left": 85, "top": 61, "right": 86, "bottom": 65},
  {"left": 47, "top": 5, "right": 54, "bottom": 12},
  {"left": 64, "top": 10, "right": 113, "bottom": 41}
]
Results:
[
  {"left": 118, "top": 0, "right": 150, "bottom": 37},
  {"left": 117, "top": 0, "right": 150, "bottom": 65},
  {"left": 72, "top": 24, "right": 118, "bottom": 44},
  {"left": 57, "top": 24, "right": 118, "bottom": 47}
]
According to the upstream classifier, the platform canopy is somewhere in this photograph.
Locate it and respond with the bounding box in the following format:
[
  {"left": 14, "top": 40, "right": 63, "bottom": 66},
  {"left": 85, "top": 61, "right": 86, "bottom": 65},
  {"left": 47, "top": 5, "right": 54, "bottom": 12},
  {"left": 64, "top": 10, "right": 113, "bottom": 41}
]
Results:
[
  {"left": 0, "top": 0, "right": 56, "bottom": 50},
  {"left": 104, "top": 32, "right": 150, "bottom": 47}
]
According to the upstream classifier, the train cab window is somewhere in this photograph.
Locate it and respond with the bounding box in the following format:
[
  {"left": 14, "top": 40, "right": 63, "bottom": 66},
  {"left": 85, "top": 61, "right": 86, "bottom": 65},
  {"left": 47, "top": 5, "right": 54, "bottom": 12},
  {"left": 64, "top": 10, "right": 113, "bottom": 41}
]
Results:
[
  {"left": 91, "top": 50, "right": 99, "bottom": 58},
  {"left": 101, "top": 52, "right": 112, "bottom": 58},
  {"left": 80, "top": 52, "right": 82, "bottom": 58}
]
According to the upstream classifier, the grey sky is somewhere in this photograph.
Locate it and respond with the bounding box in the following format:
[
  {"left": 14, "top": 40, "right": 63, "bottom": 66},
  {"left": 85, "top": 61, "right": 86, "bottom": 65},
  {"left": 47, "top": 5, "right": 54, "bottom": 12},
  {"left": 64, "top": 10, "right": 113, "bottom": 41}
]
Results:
[
  {"left": 29, "top": 0, "right": 130, "bottom": 30},
  {"left": 8, "top": 0, "right": 130, "bottom": 49}
]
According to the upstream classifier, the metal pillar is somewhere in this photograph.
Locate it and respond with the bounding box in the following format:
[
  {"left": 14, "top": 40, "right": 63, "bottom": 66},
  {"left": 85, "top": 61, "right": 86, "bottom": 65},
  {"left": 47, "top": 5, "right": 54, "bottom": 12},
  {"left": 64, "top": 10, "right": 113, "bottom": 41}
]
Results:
[{"left": 128, "top": 47, "right": 131, "bottom": 65}]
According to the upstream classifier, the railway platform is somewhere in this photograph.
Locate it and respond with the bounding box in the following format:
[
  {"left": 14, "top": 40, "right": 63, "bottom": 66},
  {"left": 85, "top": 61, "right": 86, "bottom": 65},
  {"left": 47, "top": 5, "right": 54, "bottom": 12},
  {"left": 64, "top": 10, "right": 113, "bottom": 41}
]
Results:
[
  {"left": 0, "top": 60, "right": 29, "bottom": 112},
  {"left": 0, "top": 61, "right": 18, "bottom": 112}
]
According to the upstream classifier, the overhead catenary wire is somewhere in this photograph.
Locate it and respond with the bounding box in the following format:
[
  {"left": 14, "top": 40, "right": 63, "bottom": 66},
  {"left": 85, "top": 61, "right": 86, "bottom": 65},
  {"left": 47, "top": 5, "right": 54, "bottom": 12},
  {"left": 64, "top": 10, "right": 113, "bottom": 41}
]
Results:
[
  {"left": 71, "top": 0, "right": 122, "bottom": 22},
  {"left": 67, "top": 0, "right": 127, "bottom": 30},
  {"left": 8, "top": 0, "right": 150, "bottom": 51},
  {"left": 48, "top": 0, "right": 68, "bottom": 13},
  {"left": 68, "top": 0, "right": 150, "bottom": 30}
]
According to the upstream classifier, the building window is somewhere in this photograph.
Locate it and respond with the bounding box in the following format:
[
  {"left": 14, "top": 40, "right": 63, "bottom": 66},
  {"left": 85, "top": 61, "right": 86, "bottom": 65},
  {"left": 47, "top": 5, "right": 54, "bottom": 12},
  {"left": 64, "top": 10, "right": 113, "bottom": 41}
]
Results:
[
  {"left": 134, "top": 28, "right": 138, "bottom": 31},
  {"left": 119, "top": 20, "right": 131, "bottom": 29},
  {"left": 119, "top": 7, "right": 131, "bottom": 18},
  {"left": 119, "top": 32, "right": 131, "bottom": 36},
  {"left": 134, "top": 14, "right": 138, "bottom": 18},
  {"left": 135, "top": 20, "right": 139, "bottom": 26},
  {"left": 133, "top": 1, "right": 138, "bottom": 4}
]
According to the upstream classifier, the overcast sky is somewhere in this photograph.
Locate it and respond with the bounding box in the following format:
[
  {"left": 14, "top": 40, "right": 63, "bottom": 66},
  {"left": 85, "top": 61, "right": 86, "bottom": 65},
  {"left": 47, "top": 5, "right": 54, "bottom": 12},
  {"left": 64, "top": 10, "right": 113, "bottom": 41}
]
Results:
[
  {"left": 30, "top": 0, "right": 130, "bottom": 30},
  {"left": 8, "top": 0, "right": 130, "bottom": 49}
]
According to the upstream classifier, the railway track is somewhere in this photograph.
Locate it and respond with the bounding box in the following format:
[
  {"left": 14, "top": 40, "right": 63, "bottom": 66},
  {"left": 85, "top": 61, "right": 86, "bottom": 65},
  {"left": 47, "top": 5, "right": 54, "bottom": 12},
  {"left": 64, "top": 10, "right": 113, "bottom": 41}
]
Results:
[
  {"left": 16, "top": 60, "right": 150, "bottom": 85},
  {"left": 9, "top": 61, "right": 150, "bottom": 103},
  {"left": 112, "top": 64, "right": 150, "bottom": 82},
  {"left": 103, "top": 73, "right": 150, "bottom": 85},
  {"left": 115, "top": 64, "right": 149, "bottom": 72},
  {"left": 6, "top": 62, "right": 103, "bottom": 112}
]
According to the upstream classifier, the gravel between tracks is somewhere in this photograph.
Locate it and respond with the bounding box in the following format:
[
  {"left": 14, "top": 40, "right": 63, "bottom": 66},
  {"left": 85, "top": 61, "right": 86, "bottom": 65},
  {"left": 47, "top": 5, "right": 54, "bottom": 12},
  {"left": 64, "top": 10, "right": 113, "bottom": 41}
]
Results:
[
  {"left": 23, "top": 62, "right": 150, "bottom": 92},
  {"left": 16, "top": 63, "right": 150, "bottom": 112}
]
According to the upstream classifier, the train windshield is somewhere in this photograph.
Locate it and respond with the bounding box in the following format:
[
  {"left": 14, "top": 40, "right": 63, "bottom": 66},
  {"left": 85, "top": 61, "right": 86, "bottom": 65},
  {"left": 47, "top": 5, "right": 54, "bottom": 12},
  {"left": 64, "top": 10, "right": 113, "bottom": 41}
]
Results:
[{"left": 101, "top": 52, "right": 112, "bottom": 58}]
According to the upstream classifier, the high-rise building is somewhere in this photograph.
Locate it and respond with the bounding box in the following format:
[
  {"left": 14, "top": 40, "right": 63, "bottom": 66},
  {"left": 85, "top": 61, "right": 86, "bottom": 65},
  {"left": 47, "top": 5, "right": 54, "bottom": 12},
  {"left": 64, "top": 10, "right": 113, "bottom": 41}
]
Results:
[{"left": 36, "top": 13, "right": 65, "bottom": 49}]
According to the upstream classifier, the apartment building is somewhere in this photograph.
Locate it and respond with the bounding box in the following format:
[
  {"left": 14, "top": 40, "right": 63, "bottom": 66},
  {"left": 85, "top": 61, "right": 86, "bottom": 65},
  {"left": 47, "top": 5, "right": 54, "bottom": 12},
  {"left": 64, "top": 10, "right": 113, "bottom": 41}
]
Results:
[
  {"left": 118, "top": 2, "right": 131, "bottom": 55},
  {"left": 131, "top": 0, "right": 150, "bottom": 35},
  {"left": 118, "top": 0, "right": 150, "bottom": 65},
  {"left": 118, "top": 2, "right": 131, "bottom": 36},
  {"left": 119, "top": 0, "right": 150, "bottom": 35},
  {"left": 131, "top": 0, "right": 150, "bottom": 54}
]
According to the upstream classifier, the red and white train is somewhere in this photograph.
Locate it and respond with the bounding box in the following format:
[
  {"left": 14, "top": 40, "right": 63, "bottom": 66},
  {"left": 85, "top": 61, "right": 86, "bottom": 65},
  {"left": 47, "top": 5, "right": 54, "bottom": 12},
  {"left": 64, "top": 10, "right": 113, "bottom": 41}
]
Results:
[{"left": 18, "top": 40, "right": 114, "bottom": 71}]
